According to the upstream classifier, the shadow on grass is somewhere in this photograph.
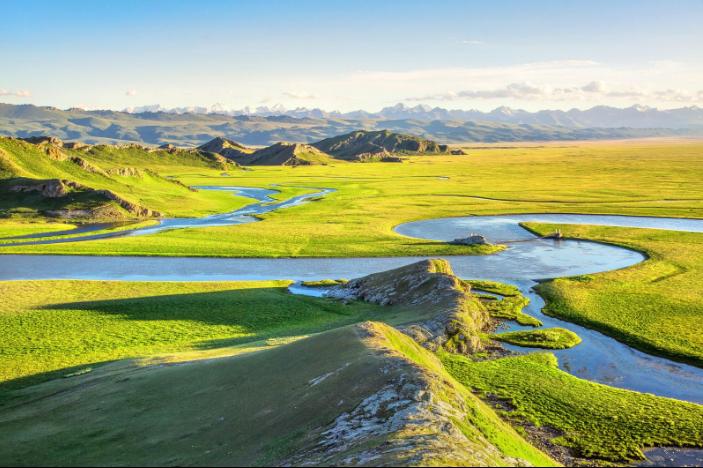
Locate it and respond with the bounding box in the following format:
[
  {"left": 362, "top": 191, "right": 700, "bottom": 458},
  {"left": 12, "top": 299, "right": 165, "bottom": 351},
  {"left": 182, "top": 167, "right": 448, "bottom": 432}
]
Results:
[
  {"left": 37, "top": 286, "right": 354, "bottom": 327},
  {"left": 1, "top": 287, "right": 386, "bottom": 395}
]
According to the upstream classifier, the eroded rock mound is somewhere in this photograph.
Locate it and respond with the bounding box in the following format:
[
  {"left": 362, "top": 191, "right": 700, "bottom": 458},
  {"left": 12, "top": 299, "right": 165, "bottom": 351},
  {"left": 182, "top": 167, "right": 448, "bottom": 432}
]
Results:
[{"left": 327, "top": 259, "right": 489, "bottom": 354}]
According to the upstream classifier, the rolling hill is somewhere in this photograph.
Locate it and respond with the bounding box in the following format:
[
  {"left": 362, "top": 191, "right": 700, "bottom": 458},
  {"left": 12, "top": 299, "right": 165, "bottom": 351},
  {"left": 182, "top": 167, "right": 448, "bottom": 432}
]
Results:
[
  {"left": 240, "top": 142, "right": 334, "bottom": 166},
  {"left": 0, "top": 136, "right": 239, "bottom": 220},
  {"left": 312, "top": 129, "right": 449, "bottom": 161}
]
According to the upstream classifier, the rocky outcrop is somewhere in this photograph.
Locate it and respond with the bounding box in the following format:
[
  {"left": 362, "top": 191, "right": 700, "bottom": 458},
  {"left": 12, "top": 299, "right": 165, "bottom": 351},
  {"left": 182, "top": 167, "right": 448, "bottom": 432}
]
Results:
[
  {"left": 19, "top": 136, "right": 64, "bottom": 146},
  {"left": 70, "top": 156, "right": 107, "bottom": 175},
  {"left": 450, "top": 148, "right": 467, "bottom": 155},
  {"left": 107, "top": 167, "right": 142, "bottom": 177},
  {"left": 284, "top": 322, "right": 534, "bottom": 467},
  {"left": 64, "top": 141, "right": 90, "bottom": 150},
  {"left": 8, "top": 179, "right": 84, "bottom": 198},
  {"left": 450, "top": 234, "right": 490, "bottom": 245},
  {"left": 327, "top": 259, "right": 489, "bottom": 354},
  {"left": 94, "top": 189, "right": 162, "bottom": 217},
  {"left": 7, "top": 177, "right": 161, "bottom": 218},
  {"left": 158, "top": 143, "right": 178, "bottom": 153}
]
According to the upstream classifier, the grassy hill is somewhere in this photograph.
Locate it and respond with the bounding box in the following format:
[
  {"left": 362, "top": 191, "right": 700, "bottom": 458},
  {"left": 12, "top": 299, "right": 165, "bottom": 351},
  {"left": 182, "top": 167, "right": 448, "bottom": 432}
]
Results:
[
  {"left": 242, "top": 142, "right": 335, "bottom": 166},
  {"left": 0, "top": 321, "right": 554, "bottom": 466},
  {"left": 0, "top": 137, "right": 243, "bottom": 220},
  {"left": 313, "top": 129, "right": 449, "bottom": 160}
]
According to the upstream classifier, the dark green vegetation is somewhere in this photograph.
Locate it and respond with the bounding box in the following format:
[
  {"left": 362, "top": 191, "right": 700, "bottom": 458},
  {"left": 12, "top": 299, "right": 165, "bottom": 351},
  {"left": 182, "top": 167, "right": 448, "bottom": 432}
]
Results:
[
  {"left": 0, "top": 103, "right": 694, "bottom": 146},
  {"left": 526, "top": 222, "right": 703, "bottom": 367},
  {"left": 442, "top": 352, "right": 703, "bottom": 463},
  {"left": 0, "top": 321, "right": 555, "bottom": 467},
  {"left": 492, "top": 328, "right": 582, "bottom": 349}
]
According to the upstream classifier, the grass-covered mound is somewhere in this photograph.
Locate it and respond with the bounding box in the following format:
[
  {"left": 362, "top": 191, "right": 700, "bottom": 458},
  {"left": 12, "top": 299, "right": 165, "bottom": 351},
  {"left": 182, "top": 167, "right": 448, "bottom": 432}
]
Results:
[
  {"left": 492, "top": 328, "right": 581, "bottom": 349},
  {"left": 442, "top": 352, "right": 703, "bottom": 463},
  {"left": 465, "top": 279, "right": 542, "bottom": 327},
  {"left": 525, "top": 222, "right": 703, "bottom": 367},
  {"left": 241, "top": 142, "right": 335, "bottom": 166},
  {"left": 0, "top": 322, "right": 555, "bottom": 467}
]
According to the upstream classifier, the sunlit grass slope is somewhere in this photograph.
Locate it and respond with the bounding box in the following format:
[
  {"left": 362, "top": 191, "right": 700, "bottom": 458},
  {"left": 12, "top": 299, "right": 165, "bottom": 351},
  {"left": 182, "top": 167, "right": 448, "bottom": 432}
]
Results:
[
  {"left": 0, "top": 280, "right": 387, "bottom": 386},
  {"left": 0, "top": 322, "right": 555, "bottom": 467},
  {"left": 442, "top": 352, "right": 703, "bottom": 463}
]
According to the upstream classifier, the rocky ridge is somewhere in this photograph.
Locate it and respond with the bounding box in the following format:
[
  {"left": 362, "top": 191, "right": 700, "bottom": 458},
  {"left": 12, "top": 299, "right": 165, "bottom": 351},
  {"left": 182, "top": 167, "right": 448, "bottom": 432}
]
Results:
[{"left": 327, "top": 259, "right": 489, "bottom": 354}]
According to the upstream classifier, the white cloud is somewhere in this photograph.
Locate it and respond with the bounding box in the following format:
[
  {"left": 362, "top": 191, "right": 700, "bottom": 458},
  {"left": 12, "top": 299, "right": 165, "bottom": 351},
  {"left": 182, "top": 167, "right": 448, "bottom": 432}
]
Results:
[
  {"left": 125, "top": 89, "right": 137, "bottom": 97},
  {"left": 282, "top": 91, "right": 318, "bottom": 100},
  {"left": 461, "top": 40, "right": 484, "bottom": 45},
  {"left": 0, "top": 89, "right": 31, "bottom": 97}
]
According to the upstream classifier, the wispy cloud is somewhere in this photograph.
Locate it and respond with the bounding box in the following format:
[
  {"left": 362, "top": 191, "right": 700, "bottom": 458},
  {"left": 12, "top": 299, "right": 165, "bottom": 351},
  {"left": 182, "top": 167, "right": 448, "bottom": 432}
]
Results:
[
  {"left": 0, "top": 89, "right": 31, "bottom": 97},
  {"left": 125, "top": 89, "right": 137, "bottom": 97},
  {"left": 282, "top": 91, "right": 318, "bottom": 100},
  {"left": 460, "top": 39, "right": 484, "bottom": 45},
  {"left": 406, "top": 81, "right": 703, "bottom": 103}
]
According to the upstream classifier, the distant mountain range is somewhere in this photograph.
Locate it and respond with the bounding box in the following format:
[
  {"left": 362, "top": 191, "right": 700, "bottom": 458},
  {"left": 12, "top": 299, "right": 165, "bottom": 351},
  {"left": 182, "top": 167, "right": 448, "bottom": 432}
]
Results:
[
  {"left": 1, "top": 102, "right": 700, "bottom": 147},
  {"left": 123, "top": 103, "right": 703, "bottom": 129}
]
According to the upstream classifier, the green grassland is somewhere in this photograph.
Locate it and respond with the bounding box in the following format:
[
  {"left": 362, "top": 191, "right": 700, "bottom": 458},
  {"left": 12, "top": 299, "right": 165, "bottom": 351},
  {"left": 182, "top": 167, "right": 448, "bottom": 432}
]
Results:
[
  {"left": 3, "top": 140, "right": 703, "bottom": 256},
  {"left": 442, "top": 352, "right": 703, "bottom": 462},
  {"left": 492, "top": 328, "right": 582, "bottom": 349},
  {"left": 2, "top": 139, "right": 703, "bottom": 465},
  {"left": 525, "top": 222, "right": 703, "bottom": 366},
  {"left": 0, "top": 280, "right": 387, "bottom": 387},
  {"left": 0, "top": 322, "right": 556, "bottom": 467}
]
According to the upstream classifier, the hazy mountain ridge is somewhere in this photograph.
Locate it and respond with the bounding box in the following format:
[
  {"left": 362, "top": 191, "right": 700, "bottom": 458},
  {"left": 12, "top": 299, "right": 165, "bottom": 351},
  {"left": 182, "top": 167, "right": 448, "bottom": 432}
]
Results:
[
  {"left": 0, "top": 103, "right": 698, "bottom": 147},
  {"left": 122, "top": 102, "right": 703, "bottom": 129}
]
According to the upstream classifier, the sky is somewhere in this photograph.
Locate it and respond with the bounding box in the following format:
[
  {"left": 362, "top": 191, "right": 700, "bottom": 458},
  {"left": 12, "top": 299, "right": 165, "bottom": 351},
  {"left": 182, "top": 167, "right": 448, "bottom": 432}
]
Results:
[{"left": 1, "top": 0, "right": 702, "bottom": 112}]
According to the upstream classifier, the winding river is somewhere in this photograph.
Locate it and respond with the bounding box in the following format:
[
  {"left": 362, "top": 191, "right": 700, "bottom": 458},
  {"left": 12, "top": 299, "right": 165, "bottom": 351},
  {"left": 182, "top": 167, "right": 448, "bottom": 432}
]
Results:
[{"left": 2, "top": 187, "right": 703, "bottom": 406}]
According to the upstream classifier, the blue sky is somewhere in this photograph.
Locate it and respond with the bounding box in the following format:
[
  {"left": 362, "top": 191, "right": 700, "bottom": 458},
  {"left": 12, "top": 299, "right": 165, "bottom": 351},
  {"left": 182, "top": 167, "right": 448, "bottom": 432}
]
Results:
[{"left": 1, "top": 0, "right": 702, "bottom": 111}]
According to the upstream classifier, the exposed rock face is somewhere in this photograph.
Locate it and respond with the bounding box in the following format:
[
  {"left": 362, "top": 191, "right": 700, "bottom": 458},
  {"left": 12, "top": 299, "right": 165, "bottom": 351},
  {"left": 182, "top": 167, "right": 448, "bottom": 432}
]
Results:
[
  {"left": 327, "top": 259, "right": 489, "bottom": 354},
  {"left": 450, "top": 148, "right": 467, "bottom": 155},
  {"left": 8, "top": 179, "right": 83, "bottom": 198},
  {"left": 7, "top": 177, "right": 161, "bottom": 218},
  {"left": 19, "top": 136, "right": 64, "bottom": 146},
  {"left": 285, "top": 322, "right": 532, "bottom": 467},
  {"left": 107, "top": 167, "right": 142, "bottom": 177},
  {"left": 450, "top": 234, "right": 489, "bottom": 245},
  {"left": 70, "top": 156, "right": 106, "bottom": 175},
  {"left": 354, "top": 149, "right": 405, "bottom": 163},
  {"left": 94, "top": 189, "right": 162, "bottom": 217},
  {"left": 158, "top": 143, "right": 178, "bottom": 153},
  {"left": 64, "top": 141, "right": 90, "bottom": 150}
]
